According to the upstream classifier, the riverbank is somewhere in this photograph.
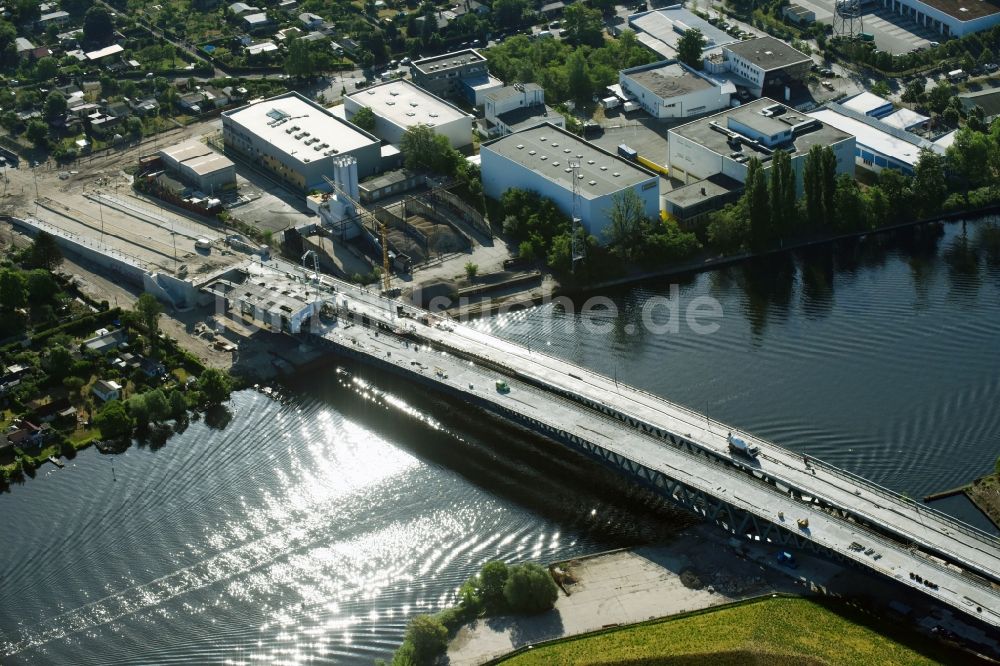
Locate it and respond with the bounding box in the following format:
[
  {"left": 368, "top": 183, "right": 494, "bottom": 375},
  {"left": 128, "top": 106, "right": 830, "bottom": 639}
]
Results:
[
  {"left": 447, "top": 204, "right": 1000, "bottom": 320},
  {"left": 446, "top": 524, "right": 836, "bottom": 665},
  {"left": 925, "top": 471, "right": 1000, "bottom": 532}
]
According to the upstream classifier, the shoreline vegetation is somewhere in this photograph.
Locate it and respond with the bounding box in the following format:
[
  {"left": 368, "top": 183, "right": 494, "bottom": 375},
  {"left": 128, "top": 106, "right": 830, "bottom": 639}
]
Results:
[
  {"left": 385, "top": 559, "right": 560, "bottom": 666},
  {"left": 925, "top": 457, "right": 1000, "bottom": 531},
  {"left": 0, "top": 232, "right": 235, "bottom": 491}
]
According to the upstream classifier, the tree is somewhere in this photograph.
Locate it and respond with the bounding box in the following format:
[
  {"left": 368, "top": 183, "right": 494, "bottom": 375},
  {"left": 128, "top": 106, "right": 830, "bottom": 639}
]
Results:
[
  {"left": 927, "top": 81, "right": 954, "bottom": 115},
  {"left": 199, "top": 368, "right": 232, "bottom": 405},
  {"left": 169, "top": 390, "right": 188, "bottom": 419},
  {"left": 494, "top": 0, "right": 526, "bottom": 28},
  {"left": 126, "top": 394, "right": 150, "bottom": 427},
  {"left": 27, "top": 231, "right": 63, "bottom": 271},
  {"left": 478, "top": 561, "right": 509, "bottom": 611},
  {"left": 135, "top": 293, "right": 163, "bottom": 337},
  {"left": 503, "top": 562, "right": 558, "bottom": 614},
  {"left": 565, "top": 49, "right": 593, "bottom": 104},
  {"left": 145, "top": 389, "right": 171, "bottom": 422},
  {"left": 943, "top": 106, "right": 960, "bottom": 127},
  {"left": 26, "top": 270, "right": 59, "bottom": 303},
  {"left": 947, "top": 126, "right": 992, "bottom": 191},
  {"left": 561, "top": 3, "right": 603, "bottom": 47},
  {"left": 402, "top": 615, "right": 448, "bottom": 663},
  {"left": 126, "top": 116, "right": 143, "bottom": 140},
  {"left": 677, "top": 28, "right": 706, "bottom": 70},
  {"left": 743, "top": 157, "right": 770, "bottom": 249},
  {"left": 901, "top": 79, "right": 925, "bottom": 104},
  {"left": 464, "top": 261, "right": 478, "bottom": 281},
  {"left": 979, "top": 47, "right": 995, "bottom": 68},
  {"left": 606, "top": 188, "right": 647, "bottom": 260},
  {"left": 967, "top": 105, "right": 987, "bottom": 133},
  {"left": 0, "top": 269, "right": 27, "bottom": 310},
  {"left": 63, "top": 0, "right": 94, "bottom": 16},
  {"left": 833, "top": 173, "right": 866, "bottom": 232},
  {"left": 43, "top": 90, "right": 67, "bottom": 120},
  {"left": 877, "top": 167, "right": 912, "bottom": 224},
  {"left": 35, "top": 57, "right": 60, "bottom": 82},
  {"left": 284, "top": 38, "right": 314, "bottom": 79},
  {"left": 819, "top": 146, "right": 837, "bottom": 228},
  {"left": 995, "top": 454, "right": 1000, "bottom": 477},
  {"left": 26, "top": 119, "right": 49, "bottom": 148},
  {"left": 95, "top": 400, "right": 134, "bottom": 440},
  {"left": 400, "top": 124, "right": 461, "bottom": 175},
  {"left": 912, "top": 148, "right": 947, "bottom": 217},
  {"left": 351, "top": 106, "right": 376, "bottom": 133},
  {"left": 768, "top": 149, "right": 796, "bottom": 239},
  {"left": 83, "top": 5, "right": 115, "bottom": 46},
  {"left": 63, "top": 375, "right": 86, "bottom": 397}
]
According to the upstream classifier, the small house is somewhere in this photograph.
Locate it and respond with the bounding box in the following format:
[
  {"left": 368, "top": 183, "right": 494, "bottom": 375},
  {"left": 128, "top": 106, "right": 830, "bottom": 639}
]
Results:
[{"left": 92, "top": 380, "right": 123, "bottom": 403}]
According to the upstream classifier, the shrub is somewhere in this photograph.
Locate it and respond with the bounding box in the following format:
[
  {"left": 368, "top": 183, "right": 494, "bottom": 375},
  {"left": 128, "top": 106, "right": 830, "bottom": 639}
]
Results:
[
  {"left": 503, "top": 562, "right": 559, "bottom": 614},
  {"left": 478, "top": 560, "right": 509, "bottom": 612},
  {"left": 400, "top": 615, "right": 447, "bottom": 663}
]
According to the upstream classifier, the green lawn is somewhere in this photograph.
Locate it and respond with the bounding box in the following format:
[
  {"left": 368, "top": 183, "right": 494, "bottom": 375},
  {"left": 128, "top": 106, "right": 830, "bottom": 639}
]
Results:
[{"left": 501, "top": 597, "right": 975, "bottom": 666}]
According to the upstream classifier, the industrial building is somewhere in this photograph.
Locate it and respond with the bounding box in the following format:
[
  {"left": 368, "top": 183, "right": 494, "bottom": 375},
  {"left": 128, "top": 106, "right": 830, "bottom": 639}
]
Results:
[
  {"left": 808, "top": 103, "right": 937, "bottom": 175},
  {"left": 715, "top": 37, "right": 811, "bottom": 99},
  {"left": 222, "top": 91, "right": 381, "bottom": 191},
  {"left": 619, "top": 60, "right": 735, "bottom": 119},
  {"left": 410, "top": 49, "right": 490, "bottom": 100},
  {"left": 667, "top": 98, "right": 855, "bottom": 194},
  {"left": 204, "top": 268, "right": 319, "bottom": 335},
  {"left": 626, "top": 7, "right": 737, "bottom": 60},
  {"left": 484, "top": 83, "right": 564, "bottom": 136},
  {"left": 158, "top": 140, "right": 236, "bottom": 193},
  {"left": 876, "top": 0, "right": 1000, "bottom": 36},
  {"left": 841, "top": 92, "right": 895, "bottom": 119},
  {"left": 344, "top": 79, "right": 473, "bottom": 149},
  {"left": 480, "top": 123, "right": 660, "bottom": 241}
]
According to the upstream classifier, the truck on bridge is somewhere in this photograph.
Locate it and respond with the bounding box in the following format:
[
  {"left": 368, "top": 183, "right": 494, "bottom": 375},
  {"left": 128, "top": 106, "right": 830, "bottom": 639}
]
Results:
[{"left": 728, "top": 433, "right": 759, "bottom": 459}]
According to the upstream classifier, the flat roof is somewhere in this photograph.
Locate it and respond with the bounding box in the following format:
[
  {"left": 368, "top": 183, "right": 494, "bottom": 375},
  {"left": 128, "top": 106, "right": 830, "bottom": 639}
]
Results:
[
  {"left": 482, "top": 122, "right": 656, "bottom": 199},
  {"left": 487, "top": 83, "right": 543, "bottom": 103},
  {"left": 86, "top": 44, "right": 124, "bottom": 60},
  {"left": 223, "top": 91, "right": 378, "bottom": 165},
  {"left": 497, "top": 104, "right": 561, "bottom": 131},
  {"left": 666, "top": 173, "right": 743, "bottom": 208},
  {"left": 881, "top": 107, "right": 929, "bottom": 130},
  {"left": 842, "top": 91, "right": 893, "bottom": 116},
  {"left": 671, "top": 97, "right": 852, "bottom": 159},
  {"left": 347, "top": 79, "right": 468, "bottom": 129},
  {"left": 412, "top": 49, "right": 485, "bottom": 75},
  {"left": 184, "top": 154, "right": 235, "bottom": 176},
  {"left": 160, "top": 140, "right": 213, "bottom": 163},
  {"left": 724, "top": 36, "right": 810, "bottom": 71},
  {"left": 919, "top": 0, "right": 1000, "bottom": 20},
  {"left": 808, "top": 107, "right": 924, "bottom": 166},
  {"left": 624, "top": 61, "right": 715, "bottom": 99},
  {"left": 628, "top": 8, "right": 736, "bottom": 52}
]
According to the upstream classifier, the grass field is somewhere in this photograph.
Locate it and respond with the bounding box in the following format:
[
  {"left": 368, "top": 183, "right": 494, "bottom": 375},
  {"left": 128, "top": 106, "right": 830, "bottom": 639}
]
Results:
[{"left": 501, "top": 596, "right": 974, "bottom": 666}]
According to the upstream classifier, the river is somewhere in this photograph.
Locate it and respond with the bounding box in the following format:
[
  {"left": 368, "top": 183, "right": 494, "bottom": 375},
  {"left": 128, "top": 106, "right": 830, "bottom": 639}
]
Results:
[{"left": 2, "top": 216, "right": 999, "bottom": 664}]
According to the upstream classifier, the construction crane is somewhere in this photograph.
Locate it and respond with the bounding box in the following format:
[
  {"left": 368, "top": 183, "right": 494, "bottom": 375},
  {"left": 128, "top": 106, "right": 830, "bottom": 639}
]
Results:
[{"left": 322, "top": 174, "right": 392, "bottom": 292}]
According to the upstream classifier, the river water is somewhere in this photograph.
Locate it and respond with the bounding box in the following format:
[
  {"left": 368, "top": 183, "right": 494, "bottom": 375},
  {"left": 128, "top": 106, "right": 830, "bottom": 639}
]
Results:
[{"left": 2, "top": 217, "right": 999, "bottom": 664}]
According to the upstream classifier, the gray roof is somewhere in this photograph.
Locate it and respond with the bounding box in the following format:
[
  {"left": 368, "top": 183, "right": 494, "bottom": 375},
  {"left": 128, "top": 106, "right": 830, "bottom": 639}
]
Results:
[
  {"left": 487, "top": 83, "right": 543, "bottom": 103},
  {"left": 482, "top": 122, "right": 657, "bottom": 199},
  {"left": 625, "top": 62, "right": 714, "bottom": 98},
  {"left": 412, "top": 49, "right": 485, "bottom": 75},
  {"left": 670, "top": 97, "right": 853, "bottom": 160},
  {"left": 724, "top": 36, "right": 810, "bottom": 71},
  {"left": 666, "top": 173, "right": 743, "bottom": 209},
  {"left": 496, "top": 104, "right": 560, "bottom": 131}
]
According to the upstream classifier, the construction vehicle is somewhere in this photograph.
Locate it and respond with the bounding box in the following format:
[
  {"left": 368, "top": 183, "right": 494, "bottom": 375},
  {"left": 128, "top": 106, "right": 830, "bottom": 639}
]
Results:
[
  {"left": 495, "top": 380, "right": 510, "bottom": 393},
  {"left": 322, "top": 174, "right": 392, "bottom": 292}
]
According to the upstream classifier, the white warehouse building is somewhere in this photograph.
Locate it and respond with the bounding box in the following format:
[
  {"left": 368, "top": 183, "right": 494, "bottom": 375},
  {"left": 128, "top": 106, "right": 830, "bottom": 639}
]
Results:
[
  {"left": 344, "top": 79, "right": 473, "bottom": 149},
  {"left": 667, "top": 98, "right": 856, "bottom": 195},
  {"left": 877, "top": 0, "right": 1000, "bottom": 37},
  {"left": 480, "top": 123, "right": 660, "bottom": 242},
  {"left": 158, "top": 140, "right": 236, "bottom": 193},
  {"left": 222, "top": 91, "right": 381, "bottom": 192},
  {"left": 620, "top": 60, "right": 735, "bottom": 119}
]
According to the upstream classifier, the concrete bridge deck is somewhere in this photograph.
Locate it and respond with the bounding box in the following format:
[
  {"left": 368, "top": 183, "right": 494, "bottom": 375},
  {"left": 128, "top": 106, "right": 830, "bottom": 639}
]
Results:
[{"left": 220, "top": 262, "right": 1000, "bottom": 632}]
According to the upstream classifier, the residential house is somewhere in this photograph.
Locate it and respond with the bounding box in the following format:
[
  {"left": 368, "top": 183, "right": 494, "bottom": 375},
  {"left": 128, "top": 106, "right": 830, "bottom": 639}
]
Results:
[
  {"left": 106, "top": 101, "right": 131, "bottom": 119},
  {"left": 15, "top": 37, "right": 34, "bottom": 58},
  {"left": 139, "top": 358, "right": 167, "bottom": 378},
  {"left": 129, "top": 97, "right": 161, "bottom": 116},
  {"left": 31, "top": 397, "right": 73, "bottom": 423},
  {"left": 83, "top": 328, "right": 126, "bottom": 354},
  {"left": 229, "top": 2, "right": 259, "bottom": 15},
  {"left": 242, "top": 12, "right": 273, "bottom": 33},
  {"left": 178, "top": 92, "right": 208, "bottom": 114},
  {"left": 37, "top": 10, "right": 71, "bottom": 29},
  {"left": 299, "top": 12, "right": 324, "bottom": 29},
  {"left": 6, "top": 421, "right": 44, "bottom": 448},
  {"left": 246, "top": 41, "right": 278, "bottom": 56},
  {"left": 92, "top": 380, "right": 123, "bottom": 402}
]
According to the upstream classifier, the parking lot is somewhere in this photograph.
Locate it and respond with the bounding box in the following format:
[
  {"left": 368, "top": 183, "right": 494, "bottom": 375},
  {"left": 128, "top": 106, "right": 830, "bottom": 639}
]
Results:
[{"left": 806, "top": 0, "right": 939, "bottom": 54}]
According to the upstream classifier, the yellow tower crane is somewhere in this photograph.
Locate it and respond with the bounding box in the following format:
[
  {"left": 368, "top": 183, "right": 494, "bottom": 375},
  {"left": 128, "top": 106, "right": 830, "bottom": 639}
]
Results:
[{"left": 322, "top": 175, "right": 392, "bottom": 292}]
